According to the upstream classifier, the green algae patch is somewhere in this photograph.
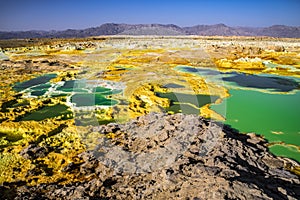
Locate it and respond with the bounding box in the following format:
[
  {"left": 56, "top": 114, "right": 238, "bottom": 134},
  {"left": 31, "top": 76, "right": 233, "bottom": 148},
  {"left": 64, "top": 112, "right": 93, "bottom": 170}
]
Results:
[{"left": 21, "top": 104, "right": 73, "bottom": 121}]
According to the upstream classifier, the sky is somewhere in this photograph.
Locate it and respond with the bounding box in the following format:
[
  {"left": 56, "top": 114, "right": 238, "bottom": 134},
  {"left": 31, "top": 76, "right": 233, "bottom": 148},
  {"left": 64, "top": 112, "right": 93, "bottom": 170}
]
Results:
[{"left": 0, "top": 0, "right": 299, "bottom": 31}]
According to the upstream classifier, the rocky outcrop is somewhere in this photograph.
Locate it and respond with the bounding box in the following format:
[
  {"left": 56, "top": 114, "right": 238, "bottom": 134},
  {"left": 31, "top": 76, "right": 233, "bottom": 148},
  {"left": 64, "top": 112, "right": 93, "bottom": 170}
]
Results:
[{"left": 1, "top": 113, "right": 299, "bottom": 199}]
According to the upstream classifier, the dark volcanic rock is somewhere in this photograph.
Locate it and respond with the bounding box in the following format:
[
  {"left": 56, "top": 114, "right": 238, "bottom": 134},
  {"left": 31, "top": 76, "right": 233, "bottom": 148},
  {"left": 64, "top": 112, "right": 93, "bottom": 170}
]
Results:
[{"left": 2, "top": 113, "right": 300, "bottom": 199}]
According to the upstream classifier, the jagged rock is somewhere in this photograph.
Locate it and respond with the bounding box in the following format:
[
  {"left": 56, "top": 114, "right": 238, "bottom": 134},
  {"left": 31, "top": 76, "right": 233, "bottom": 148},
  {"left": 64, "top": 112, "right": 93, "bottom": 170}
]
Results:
[
  {"left": 20, "top": 144, "right": 52, "bottom": 159},
  {"left": 4, "top": 113, "right": 299, "bottom": 199}
]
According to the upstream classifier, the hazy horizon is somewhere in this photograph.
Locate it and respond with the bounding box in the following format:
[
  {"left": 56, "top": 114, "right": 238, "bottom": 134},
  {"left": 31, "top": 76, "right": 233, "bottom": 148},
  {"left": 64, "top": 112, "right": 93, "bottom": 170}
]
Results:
[
  {"left": 1, "top": 22, "right": 300, "bottom": 32},
  {"left": 1, "top": 0, "right": 299, "bottom": 31}
]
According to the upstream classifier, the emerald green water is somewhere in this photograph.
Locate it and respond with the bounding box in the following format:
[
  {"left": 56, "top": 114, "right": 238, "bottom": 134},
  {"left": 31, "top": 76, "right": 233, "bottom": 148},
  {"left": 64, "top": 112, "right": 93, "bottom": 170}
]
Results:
[
  {"left": 269, "top": 145, "right": 300, "bottom": 162},
  {"left": 94, "top": 87, "right": 111, "bottom": 93},
  {"left": 71, "top": 93, "right": 118, "bottom": 107},
  {"left": 14, "top": 78, "right": 122, "bottom": 107},
  {"left": 211, "top": 89, "right": 300, "bottom": 161},
  {"left": 174, "top": 65, "right": 300, "bottom": 162},
  {"left": 31, "top": 90, "right": 48, "bottom": 96}
]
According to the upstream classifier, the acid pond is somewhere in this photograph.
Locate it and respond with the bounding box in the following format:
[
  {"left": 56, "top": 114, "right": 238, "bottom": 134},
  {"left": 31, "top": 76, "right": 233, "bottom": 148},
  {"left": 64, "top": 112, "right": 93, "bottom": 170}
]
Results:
[
  {"left": 175, "top": 65, "right": 300, "bottom": 162},
  {"left": 13, "top": 74, "right": 57, "bottom": 92},
  {"left": 13, "top": 75, "right": 123, "bottom": 121},
  {"left": 156, "top": 92, "right": 219, "bottom": 115},
  {"left": 211, "top": 89, "right": 300, "bottom": 161}
]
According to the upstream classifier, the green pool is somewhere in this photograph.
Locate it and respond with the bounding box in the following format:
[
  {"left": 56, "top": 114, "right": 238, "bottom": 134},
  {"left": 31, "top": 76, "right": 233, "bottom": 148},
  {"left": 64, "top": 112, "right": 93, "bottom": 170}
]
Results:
[
  {"left": 21, "top": 104, "right": 73, "bottom": 121},
  {"left": 175, "top": 65, "right": 300, "bottom": 162},
  {"left": 156, "top": 92, "right": 219, "bottom": 114},
  {"left": 13, "top": 74, "right": 57, "bottom": 92},
  {"left": 71, "top": 93, "right": 118, "bottom": 107},
  {"left": 211, "top": 89, "right": 300, "bottom": 161}
]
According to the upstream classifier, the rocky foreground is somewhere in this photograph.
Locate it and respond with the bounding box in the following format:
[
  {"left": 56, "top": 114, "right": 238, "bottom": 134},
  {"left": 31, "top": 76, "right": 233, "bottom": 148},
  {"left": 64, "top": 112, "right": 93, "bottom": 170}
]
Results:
[{"left": 1, "top": 113, "right": 299, "bottom": 199}]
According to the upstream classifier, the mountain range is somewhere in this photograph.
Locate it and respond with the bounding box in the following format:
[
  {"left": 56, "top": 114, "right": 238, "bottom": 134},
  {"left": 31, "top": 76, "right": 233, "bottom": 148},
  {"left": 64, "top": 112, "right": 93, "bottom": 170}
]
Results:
[{"left": 1, "top": 23, "right": 300, "bottom": 39}]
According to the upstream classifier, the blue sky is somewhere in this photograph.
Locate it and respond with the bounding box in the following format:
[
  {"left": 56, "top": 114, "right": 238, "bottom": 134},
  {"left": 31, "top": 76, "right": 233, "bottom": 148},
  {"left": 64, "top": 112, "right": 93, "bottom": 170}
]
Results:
[{"left": 0, "top": 0, "right": 299, "bottom": 31}]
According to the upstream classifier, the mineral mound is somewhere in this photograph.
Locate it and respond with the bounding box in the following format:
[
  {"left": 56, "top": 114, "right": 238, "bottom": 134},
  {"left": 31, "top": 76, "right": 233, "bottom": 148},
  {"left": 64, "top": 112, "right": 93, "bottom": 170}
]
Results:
[{"left": 1, "top": 113, "right": 299, "bottom": 199}]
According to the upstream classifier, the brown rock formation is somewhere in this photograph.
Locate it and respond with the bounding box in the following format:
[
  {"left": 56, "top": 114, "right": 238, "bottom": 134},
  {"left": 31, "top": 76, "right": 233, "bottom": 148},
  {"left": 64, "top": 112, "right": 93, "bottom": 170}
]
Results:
[{"left": 1, "top": 113, "right": 299, "bottom": 199}]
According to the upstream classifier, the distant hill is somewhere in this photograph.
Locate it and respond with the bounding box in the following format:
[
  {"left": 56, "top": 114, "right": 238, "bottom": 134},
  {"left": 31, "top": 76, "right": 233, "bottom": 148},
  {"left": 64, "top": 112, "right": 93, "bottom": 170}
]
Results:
[
  {"left": 0, "top": 23, "right": 300, "bottom": 39},
  {"left": 183, "top": 23, "right": 253, "bottom": 36},
  {"left": 119, "top": 24, "right": 184, "bottom": 35},
  {"left": 256, "top": 25, "right": 300, "bottom": 38}
]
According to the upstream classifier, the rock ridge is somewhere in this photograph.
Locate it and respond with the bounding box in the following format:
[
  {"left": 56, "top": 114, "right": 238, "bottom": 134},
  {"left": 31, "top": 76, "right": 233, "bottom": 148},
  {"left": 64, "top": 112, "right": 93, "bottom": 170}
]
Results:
[{"left": 1, "top": 113, "right": 299, "bottom": 199}]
